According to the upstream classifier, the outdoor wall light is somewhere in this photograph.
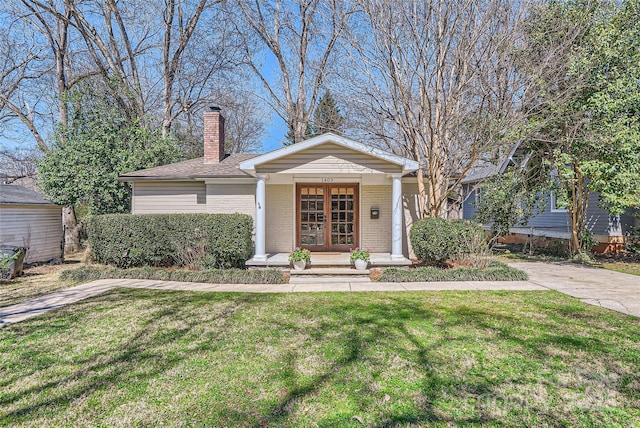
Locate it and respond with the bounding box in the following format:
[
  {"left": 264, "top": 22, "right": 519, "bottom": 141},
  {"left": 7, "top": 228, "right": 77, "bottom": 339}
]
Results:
[{"left": 370, "top": 208, "right": 379, "bottom": 219}]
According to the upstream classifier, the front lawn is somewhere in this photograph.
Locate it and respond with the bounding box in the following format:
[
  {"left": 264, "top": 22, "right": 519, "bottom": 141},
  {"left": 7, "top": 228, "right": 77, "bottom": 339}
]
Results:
[
  {"left": 601, "top": 261, "right": 640, "bottom": 277},
  {"left": 1, "top": 290, "right": 639, "bottom": 426},
  {"left": 0, "top": 260, "right": 79, "bottom": 308}
]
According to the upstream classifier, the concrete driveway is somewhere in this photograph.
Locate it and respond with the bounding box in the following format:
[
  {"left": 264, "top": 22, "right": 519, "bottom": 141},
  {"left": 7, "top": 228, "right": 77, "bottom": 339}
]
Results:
[{"left": 509, "top": 262, "right": 640, "bottom": 317}]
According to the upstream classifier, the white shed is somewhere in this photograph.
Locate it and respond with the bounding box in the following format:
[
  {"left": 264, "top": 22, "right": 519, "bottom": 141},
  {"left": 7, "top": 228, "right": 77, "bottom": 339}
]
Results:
[{"left": 0, "top": 184, "right": 63, "bottom": 264}]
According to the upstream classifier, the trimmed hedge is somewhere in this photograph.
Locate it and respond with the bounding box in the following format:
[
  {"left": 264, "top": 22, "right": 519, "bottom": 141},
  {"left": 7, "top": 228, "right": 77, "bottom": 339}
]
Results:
[
  {"left": 378, "top": 261, "right": 528, "bottom": 282},
  {"left": 410, "top": 217, "right": 486, "bottom": 262},
  {"left": 60, "top": 266, "right": 286, "bottom": 284},
  {"left": 87, "top": 213, "right": 253, "bottom": 268}
]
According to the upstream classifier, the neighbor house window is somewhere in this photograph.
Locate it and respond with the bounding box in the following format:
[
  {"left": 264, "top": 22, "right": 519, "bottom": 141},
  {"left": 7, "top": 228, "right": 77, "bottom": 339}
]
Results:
[{"left": 550, "top": 191, "right": 569, "bottom": 212}]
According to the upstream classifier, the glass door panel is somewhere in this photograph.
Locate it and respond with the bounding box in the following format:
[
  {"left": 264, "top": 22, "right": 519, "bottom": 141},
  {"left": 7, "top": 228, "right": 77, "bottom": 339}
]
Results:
[
  {"left": 298, "top": 185, "right": 324, "bottom": 248},
  {"left": 298, "top": 184, "right": 358, "bottom": 251},
  {"left": 330, "top": 186, "right": 356, "bottom": 249}
]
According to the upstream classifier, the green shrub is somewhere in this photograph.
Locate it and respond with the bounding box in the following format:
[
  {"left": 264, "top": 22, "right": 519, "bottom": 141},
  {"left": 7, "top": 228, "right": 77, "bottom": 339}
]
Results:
[
  {"left": 410, "top": 217, "right": 486, "bottom": 262},
  {"left": 60, "top": 266, "right": 286, "bottom": 284},
  {"left": 378, "top": 261, "right": 528, "bottom": 282},
  {"left": 87, "top": 213, "right": 253, "bottom": 268}
]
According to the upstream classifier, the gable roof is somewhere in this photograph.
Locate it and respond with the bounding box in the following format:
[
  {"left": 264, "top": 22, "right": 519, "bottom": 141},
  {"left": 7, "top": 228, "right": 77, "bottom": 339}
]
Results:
[
  {"left": 118, "top": 154, "right": 257, "bottom": 181},
  {"left": 239, "top": 133, "right": 419, "bottom": 176},
  {"left": 461, "top": 141, "right": 528, "bottom": 184},
  {"left": 119, "top": 134, "right": 420, "bottom": 181},
  {"left": 0, "top": 184, "right": 58, "bottom": 205}
]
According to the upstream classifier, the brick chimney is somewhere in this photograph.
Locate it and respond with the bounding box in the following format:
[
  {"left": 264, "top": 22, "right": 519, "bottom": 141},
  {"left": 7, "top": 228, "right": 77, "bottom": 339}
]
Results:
[{"left": 203, "top": 106, "right": 225, "bottom": 164}]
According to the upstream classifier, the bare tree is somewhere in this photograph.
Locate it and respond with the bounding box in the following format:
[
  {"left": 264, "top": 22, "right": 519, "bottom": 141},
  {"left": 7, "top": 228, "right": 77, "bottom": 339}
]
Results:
[
  {"left": 0, "top": 3, "right": 54, "bottom": 150},
  {"left": 0, "top": 147, "right": 39, "bottom": 185},
  {"left": 232, "top": 0, "right": 355, "bottom": 144},
  {"left": 220, "top": 92, "right": 268, "bottom": 153},
  {"left": 344, "top": 0, "right": 531, "bottom": 217},
  {"left": 2, "top": 0, "right": 251, "bottom": 251},
  {"left": 172, "top": 89, "right": 267, "bottom": 157}
]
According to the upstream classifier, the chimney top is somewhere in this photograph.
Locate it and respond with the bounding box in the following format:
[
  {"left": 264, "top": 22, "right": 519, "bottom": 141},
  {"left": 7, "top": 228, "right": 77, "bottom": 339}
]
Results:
[{"left": 203, "top": 107, "right": 225, "bottom": 164}]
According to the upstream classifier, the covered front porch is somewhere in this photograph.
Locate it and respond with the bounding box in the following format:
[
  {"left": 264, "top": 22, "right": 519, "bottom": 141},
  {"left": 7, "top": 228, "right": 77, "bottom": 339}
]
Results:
[
  {"left": 246, "top": 252, "right": 413, "bottom": 269},
  {"left": 239, "top": 133, "right": 420, "bottom": 263}
]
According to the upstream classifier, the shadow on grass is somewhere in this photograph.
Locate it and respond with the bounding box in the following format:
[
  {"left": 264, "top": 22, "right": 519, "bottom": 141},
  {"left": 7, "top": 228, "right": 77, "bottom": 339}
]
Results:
[
  {"left": 1, "top": 290, "right": 638, "bottom": 426},
  {"left": 257, "top": 294, "right": 637, "bottom": 427},
  {"left": 0, "top": 288, "right": 259, "bottom": 424}
]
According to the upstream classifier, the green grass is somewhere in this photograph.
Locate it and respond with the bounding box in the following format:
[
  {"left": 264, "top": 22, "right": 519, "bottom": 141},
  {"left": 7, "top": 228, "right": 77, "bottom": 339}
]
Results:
[
  {"left": 60, "top": 265, "right": 287, "bottom": 284},
  {"left": 380, "top": 261, "right": 528, "bottom": 282},
  {"left": 0, "top": 263, "right": 78, "bottom": 308},
  {"left": 1, "top": 290, "right": 639, "bottom": 426},
  {"left": 600, "top": 262, "right": 640, "bottom": 277}
]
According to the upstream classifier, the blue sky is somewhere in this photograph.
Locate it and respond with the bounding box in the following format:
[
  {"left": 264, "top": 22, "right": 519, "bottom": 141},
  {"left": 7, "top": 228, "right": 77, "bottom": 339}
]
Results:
[
  {"left": 262, "top": 116, "right": 288, "bottom": 152},
  {"left": 2, "top": 62, "right": 287, "bottom": 154},
  {"left": 1, "top": 109, "right": 287, "bottom": 154}
]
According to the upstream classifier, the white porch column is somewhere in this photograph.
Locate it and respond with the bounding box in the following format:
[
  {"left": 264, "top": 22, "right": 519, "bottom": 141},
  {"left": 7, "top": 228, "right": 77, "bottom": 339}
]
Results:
[
  {"left": 254, "top": 173, "right": 267, "bottom": 261},
  {"left": 391, "top": 173, "right": 404, "bottom": 259}
]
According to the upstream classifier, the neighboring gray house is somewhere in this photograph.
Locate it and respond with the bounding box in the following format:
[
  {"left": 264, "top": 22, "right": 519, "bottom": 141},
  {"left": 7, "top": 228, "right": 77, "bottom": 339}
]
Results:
[
  {"left": 462, "top": 143, "right": 638, "bottom": 252},
  {"left": 0, "top": 184, "right": 64, "bottom": 263}
]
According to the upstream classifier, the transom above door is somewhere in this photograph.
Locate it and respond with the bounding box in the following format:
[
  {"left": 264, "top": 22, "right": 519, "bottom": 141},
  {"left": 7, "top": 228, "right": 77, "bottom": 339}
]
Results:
[{"left": 296, "top": 183, "right": 359, "bottom": 252}]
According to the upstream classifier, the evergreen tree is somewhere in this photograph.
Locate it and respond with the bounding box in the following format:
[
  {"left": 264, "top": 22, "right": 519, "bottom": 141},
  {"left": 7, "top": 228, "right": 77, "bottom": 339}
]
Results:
[{"left": 312, "top": 91, "right": 344, "bottom": 136}]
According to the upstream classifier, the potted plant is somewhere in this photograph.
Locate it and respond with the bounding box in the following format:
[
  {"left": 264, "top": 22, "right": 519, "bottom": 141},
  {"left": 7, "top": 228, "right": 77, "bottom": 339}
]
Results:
[
  {"left": 350, "top": 247, "right": 370, "bottom": 270},
  {"left": 289, "top": 247, "right": 311, "bottom": 270}
]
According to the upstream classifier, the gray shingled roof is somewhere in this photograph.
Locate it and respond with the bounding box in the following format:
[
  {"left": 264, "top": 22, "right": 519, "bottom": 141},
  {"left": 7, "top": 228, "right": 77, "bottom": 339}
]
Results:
[
  {"left": 0, "top": 184, "right": 57, "bottom": 205},
  {"left": 460, "top": 165, "right": 500, "bottom": 184},
  {"left": 118, "top": 154, "right": 258, "bottom": 181}
]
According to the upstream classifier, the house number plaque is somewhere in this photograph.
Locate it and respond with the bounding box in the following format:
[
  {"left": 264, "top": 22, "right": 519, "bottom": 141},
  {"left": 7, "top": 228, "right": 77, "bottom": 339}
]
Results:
[{"left": 321, "top": 178, "right": 334, "bottom": 183}]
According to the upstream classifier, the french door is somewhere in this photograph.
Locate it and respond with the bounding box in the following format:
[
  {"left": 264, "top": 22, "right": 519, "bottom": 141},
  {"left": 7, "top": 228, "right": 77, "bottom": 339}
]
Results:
[{"left": 296, "top": 183, "right": 359, "bottom": 252}]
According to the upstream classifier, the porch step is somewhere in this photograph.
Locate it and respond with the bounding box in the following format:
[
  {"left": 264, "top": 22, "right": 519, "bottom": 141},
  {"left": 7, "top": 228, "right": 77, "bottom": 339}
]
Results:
[
  {"left": 289, "top": 268, "right": 369, "bottom": 275},
  {"left": 289, "top": 268, "right": 371, "bottom": 284},
  {"left": 246, "top": 253, "right": 413, "bottom": 269}
]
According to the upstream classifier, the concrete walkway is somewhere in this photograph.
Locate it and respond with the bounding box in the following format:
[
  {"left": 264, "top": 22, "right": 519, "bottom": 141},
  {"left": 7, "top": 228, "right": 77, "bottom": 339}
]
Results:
[{"left": 1, "top": 262, "right": 638, "bottom": 327}]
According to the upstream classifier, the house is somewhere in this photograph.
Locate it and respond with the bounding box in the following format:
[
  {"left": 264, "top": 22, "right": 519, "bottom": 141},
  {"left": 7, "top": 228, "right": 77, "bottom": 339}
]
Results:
[
  {"left": 0, "top": 184, "right": 64, "bottom": 263},
  {"left": 119, "top": 107, "right": 423, "bottom": 266},
  {"left": 461, "top": 142, "right": 639, "bottom": 253}
]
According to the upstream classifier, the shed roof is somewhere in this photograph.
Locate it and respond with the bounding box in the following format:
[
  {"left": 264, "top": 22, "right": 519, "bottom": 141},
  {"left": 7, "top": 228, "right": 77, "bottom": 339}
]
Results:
[{"left": 0, "top": 184, "right": 58, "bottom": 205}]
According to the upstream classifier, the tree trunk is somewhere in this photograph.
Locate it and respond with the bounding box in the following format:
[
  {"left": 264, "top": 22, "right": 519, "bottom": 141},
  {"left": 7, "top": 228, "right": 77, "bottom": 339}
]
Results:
[
  {"left": 568, "top": 165, "right": 589, "bottom": 255},
  {"left": 62, "top": 206, "right": 83, "bottom": 253}
]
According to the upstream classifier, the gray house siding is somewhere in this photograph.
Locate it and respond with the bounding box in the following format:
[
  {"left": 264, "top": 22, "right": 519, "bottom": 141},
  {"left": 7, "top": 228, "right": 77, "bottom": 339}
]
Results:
[
  {"left": 523, "top": 195, "right": 571, "bottom": 232},
  {"left": 462, "top": 185, "right": 479, "bottom": 219},
  {"left": 463, "top": 184, "right": 634, "bottom": 238}
]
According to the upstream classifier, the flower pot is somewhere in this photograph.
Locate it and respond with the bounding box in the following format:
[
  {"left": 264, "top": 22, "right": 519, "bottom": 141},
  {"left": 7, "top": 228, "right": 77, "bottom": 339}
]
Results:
[
  {"left": 354, "top": 259, "right": 368, "bottom": 270},
  {"left": 292, "top": 260, "right": 306, "bottom": 270}
]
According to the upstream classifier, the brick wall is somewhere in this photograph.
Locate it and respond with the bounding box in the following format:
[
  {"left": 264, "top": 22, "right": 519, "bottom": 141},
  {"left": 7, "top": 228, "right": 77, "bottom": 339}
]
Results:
[
  {"left": 203, "top": 108, "right": 225, "bottom": 164},
  {"left": 266, "top": 184, "right": 294, "bottom": 253},
  {"left": 360, "top": 185, "right": 392, "bottom": 252}
]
